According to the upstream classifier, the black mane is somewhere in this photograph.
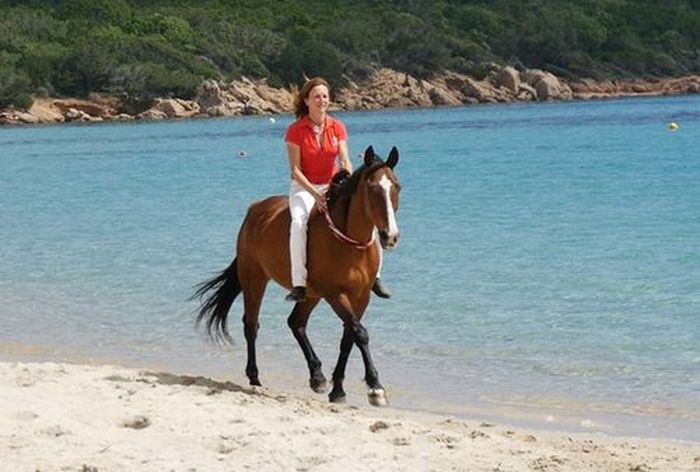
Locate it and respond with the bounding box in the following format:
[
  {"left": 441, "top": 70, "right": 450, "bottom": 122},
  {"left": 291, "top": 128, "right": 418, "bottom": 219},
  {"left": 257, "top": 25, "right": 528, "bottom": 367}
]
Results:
[{"left": 325, "top": 160, "right": 386, "bottom": 211}]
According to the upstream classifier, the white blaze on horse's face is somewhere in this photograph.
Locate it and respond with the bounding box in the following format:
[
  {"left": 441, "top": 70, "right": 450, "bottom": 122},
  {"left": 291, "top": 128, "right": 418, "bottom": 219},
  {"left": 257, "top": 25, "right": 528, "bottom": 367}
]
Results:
[{"left": 378, "top": 173, "right": 400, "bottom": 249}]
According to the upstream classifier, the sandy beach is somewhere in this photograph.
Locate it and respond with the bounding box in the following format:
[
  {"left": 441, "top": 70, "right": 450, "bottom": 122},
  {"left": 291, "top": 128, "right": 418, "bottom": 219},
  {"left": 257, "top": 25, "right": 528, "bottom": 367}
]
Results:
[{"left": 1, "top": 361, "right": 698, "bottom": 472}]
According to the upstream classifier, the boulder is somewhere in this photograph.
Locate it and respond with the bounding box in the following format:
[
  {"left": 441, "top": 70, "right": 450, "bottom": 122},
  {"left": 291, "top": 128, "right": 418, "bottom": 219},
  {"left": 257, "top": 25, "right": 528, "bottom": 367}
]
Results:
[
  {"left": 517, "top": 82, "right": 537, "bottom": 101},
  {"left": 137, "top": 108, "right": 168, "bottom": 120},
  {"left": 534, "top": 75, "right": 560, "bottom": 100},
  {"left": 17, "top": 112, "right": 40, "bottom": 124},
  {"left": 336, "top": 68, "right": 436, "bottom": 110},
  {"left": 28, "top": 99, "right": 65, "bottom": 123},
  {"left": 207, "top": 104, "right": 243, "bottom": 117},
  {"left": 252, "top": 80, "right": 294, "bottom": 112},
  {"left": 64, "top": 108, "right": 92, "bottom": 122},
  {"left": 462, "top": 77, "right": 498, "bottom": 102},
  {"left": 498, "top": 66, "right": 521, "bottom": 93},
  {"left": 522, "top": 69, "right": 549, "bottom": 86},
  {"left": 432, "top": 70, "right": 520, "bottom": 104},
  {"left": 227, "top": 76, "right": 292, "bottom": 114},
  {"left": 152, "top": 98, "right": 200, "bottom": 118},
  {"left": 523, "top": 70, "right": 573, "bottom": 100},
  {"left": 428, "top": 86, "right": 461, "bottom": 106},
  {"left": 195, "top": 77, "right": 291, "bottom": 116},
  {"left": 663, "top": 76, "right": 700, "bottom": 95},
  {"left": 568, "top": 79, "right": 596, "bottom": 94},
  {"left": 196, "top": 79, "right": 226, "bottom": 111},
  {"left": 0, "top": 111, "right": 15, "bottom": 125},
  {"left": 52, "top": 99, "right": 115, "bottom": 118}
]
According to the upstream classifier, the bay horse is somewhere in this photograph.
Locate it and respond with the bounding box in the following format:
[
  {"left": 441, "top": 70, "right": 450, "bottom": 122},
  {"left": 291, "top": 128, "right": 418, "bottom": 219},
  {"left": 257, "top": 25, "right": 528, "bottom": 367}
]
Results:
[{"left": 193, "top": 146, "right": 401, "bottom": 406}]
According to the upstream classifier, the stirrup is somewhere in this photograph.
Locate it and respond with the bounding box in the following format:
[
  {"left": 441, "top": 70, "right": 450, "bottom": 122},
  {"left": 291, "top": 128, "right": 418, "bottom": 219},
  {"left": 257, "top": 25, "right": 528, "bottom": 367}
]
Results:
[{"left": 285, "top": 286, "right": 306, "bottom": 302}]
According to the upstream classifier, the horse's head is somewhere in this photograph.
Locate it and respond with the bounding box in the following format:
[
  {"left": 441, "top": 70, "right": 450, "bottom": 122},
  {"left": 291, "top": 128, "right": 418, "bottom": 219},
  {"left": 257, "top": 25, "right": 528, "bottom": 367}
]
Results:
[{"left": 361, "top": 146, "right": 401, "bottom": 250}]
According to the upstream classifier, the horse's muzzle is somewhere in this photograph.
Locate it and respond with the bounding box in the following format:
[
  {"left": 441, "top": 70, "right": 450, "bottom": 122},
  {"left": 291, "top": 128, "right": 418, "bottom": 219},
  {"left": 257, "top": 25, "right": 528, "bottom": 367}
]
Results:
[{"left": 379, "top": 230, "right": 399, "bottom": 250}]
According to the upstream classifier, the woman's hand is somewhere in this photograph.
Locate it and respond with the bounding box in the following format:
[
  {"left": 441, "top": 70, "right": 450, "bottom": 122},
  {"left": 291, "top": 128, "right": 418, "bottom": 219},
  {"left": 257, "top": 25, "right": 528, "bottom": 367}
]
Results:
[{"left": 313, "top": 191, "right": 327, "bottom": 212}]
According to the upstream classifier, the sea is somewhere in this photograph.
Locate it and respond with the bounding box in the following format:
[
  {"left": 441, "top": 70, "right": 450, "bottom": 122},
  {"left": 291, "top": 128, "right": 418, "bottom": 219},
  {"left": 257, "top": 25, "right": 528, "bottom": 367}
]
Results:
[{"left": 1, "top": 96, "right": 698, "bottom": 442}]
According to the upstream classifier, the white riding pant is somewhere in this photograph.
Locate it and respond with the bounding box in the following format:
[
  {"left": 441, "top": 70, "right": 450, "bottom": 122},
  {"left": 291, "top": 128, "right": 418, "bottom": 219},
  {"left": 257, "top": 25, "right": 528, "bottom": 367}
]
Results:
[{"left": 289, "top": 180, "right": 383, "bottom": 288}]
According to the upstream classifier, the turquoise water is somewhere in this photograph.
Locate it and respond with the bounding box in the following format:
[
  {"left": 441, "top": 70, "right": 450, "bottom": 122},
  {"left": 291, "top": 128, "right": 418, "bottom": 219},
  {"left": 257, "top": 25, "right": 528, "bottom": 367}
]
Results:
[{"left": 1, "top": 96, "right": 699, "bottom": 441}]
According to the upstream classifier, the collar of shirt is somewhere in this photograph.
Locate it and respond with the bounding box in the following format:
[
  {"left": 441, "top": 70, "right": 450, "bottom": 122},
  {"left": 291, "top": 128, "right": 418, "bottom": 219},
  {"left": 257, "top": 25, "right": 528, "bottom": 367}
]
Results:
[{"left": 303, "top": 115, "right": 329, "bottom": 129}]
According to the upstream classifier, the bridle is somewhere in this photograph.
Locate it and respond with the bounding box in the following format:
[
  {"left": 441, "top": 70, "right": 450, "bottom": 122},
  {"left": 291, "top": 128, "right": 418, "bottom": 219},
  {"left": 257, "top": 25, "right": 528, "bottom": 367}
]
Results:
[
  {"left": 321, "top": 206, "right": 375, "bottom": 250},
  {"left": 320, "top": 151, "right": 398, "bottom": 251}
]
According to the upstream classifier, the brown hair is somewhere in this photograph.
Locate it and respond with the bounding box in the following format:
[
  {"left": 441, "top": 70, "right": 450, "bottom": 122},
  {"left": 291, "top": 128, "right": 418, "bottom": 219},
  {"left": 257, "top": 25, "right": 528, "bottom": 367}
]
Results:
[{"left": 293, "top": 77, "right": 330, "bottom": 118}]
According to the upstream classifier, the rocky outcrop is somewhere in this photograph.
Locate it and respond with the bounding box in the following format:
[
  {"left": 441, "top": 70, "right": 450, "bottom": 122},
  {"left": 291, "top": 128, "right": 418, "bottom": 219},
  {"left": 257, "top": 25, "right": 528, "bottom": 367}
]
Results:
[
  {"left": 52, "top": 99, "right": 116, "bottom": 119},
  {"left": 136, "top": 108, "right": 168, "bottom": 120},
  {"left": 195, "top": 77, "right": 293, "bottom": 116},
  {"left": 336, "top": 69, "right": 445, "bottom": 109},
  {"left": 64, "top": 108, "right": 103, "bottom": 122},
  {"left": 28, "top": 100, "right": 64, "bottom": 122},
  {"left": 195, "top": 79, "right": 241, "bottom": 116},
  {"left": 521, "top": 69, "right": 573, "bottom": 100},
  {"left": 336, "top": 66, "right": 573, "bottom": 109},
  {"left": 0, "top": 110, "right": 41, "bottom": 124},
  {"left": 3, "top": 98, "right": 112, "bottom": 124},
  {"left": 3, "top": 68, "right": 700, "bottom": 125},
  {"left": 569, "top": 75, "right": 700, "bottom": 99},
  {"left": 147, "top": 98, "right": 200, "bottom": 119}
]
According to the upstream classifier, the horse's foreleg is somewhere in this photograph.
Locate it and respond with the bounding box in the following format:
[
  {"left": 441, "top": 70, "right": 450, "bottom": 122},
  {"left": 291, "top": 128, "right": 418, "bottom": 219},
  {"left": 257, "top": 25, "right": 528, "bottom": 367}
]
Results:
[
  {"left": 328, "top": 295, "right": 387, "bottom": 406},
  {"left": 329, "top": 324, "right": 354, "bottom": 403},
  {"left": 287, "top": 298, "right": 327, "bottom": 393},
  {"left": 352, "top": 321, "right": 388, "bottom": 406}
]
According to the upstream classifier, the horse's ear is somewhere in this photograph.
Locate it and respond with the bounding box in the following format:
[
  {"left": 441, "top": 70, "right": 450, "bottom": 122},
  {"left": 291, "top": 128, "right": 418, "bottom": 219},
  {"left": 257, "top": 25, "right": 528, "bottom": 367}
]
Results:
[
  {"left": 386, "top": 146, "right": 399, "bottom": 169},
  {"left": 363, "top": 146, "right": 376, "bottom": 166}
]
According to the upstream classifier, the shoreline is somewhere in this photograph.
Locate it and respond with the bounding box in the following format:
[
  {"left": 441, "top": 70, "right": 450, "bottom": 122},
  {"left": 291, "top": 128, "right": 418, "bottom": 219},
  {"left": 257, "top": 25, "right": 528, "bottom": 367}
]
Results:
[
  {"left": 2, "top": 68, "right": 699, "bottom": 126},
  {"left": 2, "top": 360, "right": 699, "bottom": 472},
  {"left": 3, "top": 341, "right": 700, "bottom": 445}
]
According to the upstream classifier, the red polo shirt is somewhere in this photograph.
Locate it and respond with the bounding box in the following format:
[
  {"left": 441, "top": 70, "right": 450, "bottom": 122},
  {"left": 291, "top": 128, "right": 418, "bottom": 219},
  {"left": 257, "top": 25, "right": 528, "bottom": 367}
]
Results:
[{"left": 285, "top": 115, "right": 347, "bottom": 184}]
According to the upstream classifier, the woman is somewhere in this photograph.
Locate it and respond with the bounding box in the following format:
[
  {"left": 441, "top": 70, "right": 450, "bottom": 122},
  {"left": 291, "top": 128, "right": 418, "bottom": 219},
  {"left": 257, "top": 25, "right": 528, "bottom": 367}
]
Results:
[{"left": 285, "top": 77, "right": 390, "bottom": 302}]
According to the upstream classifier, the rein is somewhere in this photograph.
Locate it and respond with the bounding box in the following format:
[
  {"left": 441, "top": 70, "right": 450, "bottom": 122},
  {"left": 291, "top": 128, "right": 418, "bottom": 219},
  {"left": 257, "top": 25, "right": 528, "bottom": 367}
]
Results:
[{"left": 321, "top": 207, "right": 375, "bottom": 250}]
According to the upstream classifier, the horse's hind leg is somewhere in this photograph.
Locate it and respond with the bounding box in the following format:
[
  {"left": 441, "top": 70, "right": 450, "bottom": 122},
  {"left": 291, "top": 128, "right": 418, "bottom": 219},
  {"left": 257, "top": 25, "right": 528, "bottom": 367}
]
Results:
[
  {"left": 287, "top": 298, "right": 327, "bottom": 393},
  {"left": 241, "top": 271, "right": 268, "bottom": 387}
]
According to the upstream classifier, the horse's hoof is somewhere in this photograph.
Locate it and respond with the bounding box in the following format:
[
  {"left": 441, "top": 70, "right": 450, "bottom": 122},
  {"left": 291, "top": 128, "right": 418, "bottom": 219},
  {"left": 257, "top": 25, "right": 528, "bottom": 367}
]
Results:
[
  {"left": 367, "top": 388, "right": 388, "bottom": 407},
  {"left": 310, "top": 378, "right": 329, "bottom": 394},
  {"left": 249, "top": 385, "right": 264, "bottom": 395},
  {"left": 329, "top": 390, "right": 347, "bottom": 404}
]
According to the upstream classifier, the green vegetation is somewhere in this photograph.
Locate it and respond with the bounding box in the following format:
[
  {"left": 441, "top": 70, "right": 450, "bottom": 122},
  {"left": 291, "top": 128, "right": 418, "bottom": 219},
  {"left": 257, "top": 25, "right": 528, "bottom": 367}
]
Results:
[{"left": 1, "top": 0, "right": 699, "bottom": 109}]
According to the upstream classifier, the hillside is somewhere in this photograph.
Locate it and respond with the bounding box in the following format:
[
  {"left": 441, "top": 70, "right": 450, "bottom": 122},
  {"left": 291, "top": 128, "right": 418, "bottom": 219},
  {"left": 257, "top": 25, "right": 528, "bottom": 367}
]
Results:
[{"left": 1, "top": 0, "right": 699, "bottom": 112}]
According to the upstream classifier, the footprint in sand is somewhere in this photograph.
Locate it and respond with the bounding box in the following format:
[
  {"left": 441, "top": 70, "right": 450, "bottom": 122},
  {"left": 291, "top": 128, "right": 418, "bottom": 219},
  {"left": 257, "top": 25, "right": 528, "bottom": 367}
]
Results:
[
  {"left": 392, "top": 437, "right": 411, "bottom": 446},
  {"left": 369, "top": 420, "right": 389, "bottom": 432},
  {"left": 14, "top": 410, "right": 38, "bottom": 421},
  {"left": 16, "top": 370, "right": 36, "bottom": 387},
  {"left": 121, "top": 415, "right": 151, "bottom": 429},
  {"left": 469, "top": 430, "right": 489, "bottom": 439},
  {"left": 41, "top": 425, "right": 69, "bottom": 437}
]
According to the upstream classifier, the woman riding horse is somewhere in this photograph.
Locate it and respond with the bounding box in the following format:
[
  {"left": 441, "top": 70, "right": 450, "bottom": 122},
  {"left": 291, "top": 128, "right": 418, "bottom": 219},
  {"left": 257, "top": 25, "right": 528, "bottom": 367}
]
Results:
[
  {"left": 193, "top": 146, "right": 401, "bottom": 405},
  {"left": 285, "top": 76, "right": 391, "bottom": 302}
]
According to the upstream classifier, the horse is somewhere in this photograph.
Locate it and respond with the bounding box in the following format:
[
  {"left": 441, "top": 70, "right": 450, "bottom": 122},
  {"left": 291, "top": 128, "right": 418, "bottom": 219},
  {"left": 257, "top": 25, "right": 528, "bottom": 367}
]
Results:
[{"left": 192, "top": 145, "right": 401, "bottom": 406}]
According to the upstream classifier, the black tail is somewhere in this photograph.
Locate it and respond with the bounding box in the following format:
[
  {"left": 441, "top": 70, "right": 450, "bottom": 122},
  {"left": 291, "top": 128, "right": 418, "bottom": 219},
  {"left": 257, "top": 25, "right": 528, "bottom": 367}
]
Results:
[{"left": 191, "top": 258, "right": 241, "bottom": 344}]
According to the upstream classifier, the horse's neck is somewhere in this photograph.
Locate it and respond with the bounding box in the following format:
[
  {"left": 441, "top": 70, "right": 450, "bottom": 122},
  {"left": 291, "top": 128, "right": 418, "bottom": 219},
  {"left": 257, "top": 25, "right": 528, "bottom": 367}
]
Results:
[{"left": 331, "top": 191, "right": 374, "bottom": 242}]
